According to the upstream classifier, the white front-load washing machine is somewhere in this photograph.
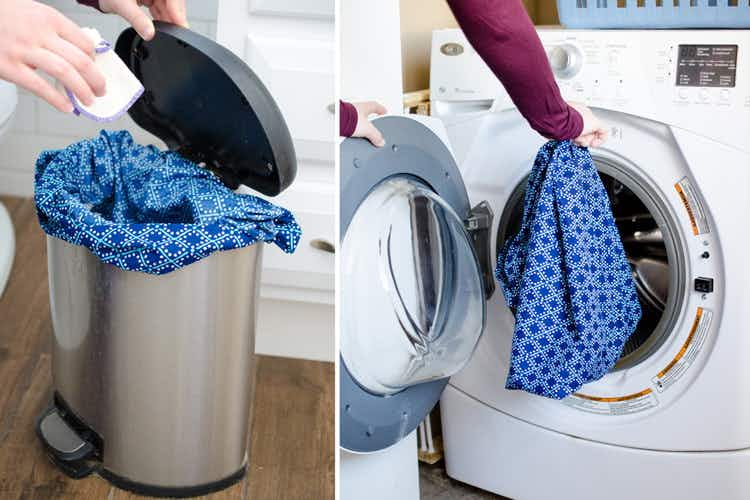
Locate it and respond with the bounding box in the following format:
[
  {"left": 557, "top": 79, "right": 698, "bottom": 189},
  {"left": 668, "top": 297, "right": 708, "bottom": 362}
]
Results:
[{"left": 431, "top": 28, "right": 750, "bottom": 500}]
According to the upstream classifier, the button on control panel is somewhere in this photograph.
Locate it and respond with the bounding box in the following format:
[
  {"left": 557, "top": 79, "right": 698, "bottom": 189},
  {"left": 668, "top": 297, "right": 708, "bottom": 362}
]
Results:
[{"left": 694, "top": 277, "right": 714, "bottom": 294}]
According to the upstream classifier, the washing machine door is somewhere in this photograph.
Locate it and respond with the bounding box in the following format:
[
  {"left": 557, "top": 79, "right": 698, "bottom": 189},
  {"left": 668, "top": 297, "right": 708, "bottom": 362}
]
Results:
[{"left": 340, "top": 116, "right": 494, "bottom": 453}]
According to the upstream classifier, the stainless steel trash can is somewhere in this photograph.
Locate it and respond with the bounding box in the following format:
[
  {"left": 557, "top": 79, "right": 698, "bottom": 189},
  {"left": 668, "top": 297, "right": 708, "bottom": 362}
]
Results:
[
  {"left": 48, "top": 239, "right": 262, "bottom": 487},
  {"left": 36, "top": 23, "right": 297, "bottom": 497}
]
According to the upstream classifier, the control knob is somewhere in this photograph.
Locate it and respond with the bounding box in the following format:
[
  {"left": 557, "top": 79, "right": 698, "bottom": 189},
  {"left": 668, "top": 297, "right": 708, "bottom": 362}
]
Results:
[{"left": 548, "top": 44, "right": 583, "bottom": 80}]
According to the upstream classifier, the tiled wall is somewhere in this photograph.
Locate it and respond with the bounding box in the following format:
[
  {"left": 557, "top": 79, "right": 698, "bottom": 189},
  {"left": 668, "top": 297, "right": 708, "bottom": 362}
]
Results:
[{"left": 0, "top": 0, "right": 218, "bottom": 197}]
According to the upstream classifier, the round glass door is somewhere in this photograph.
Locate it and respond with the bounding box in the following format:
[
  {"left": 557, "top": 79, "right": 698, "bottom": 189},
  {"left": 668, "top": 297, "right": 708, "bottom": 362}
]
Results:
[{"left": 341, "top": 176, "right": 485, "bottom": 396}]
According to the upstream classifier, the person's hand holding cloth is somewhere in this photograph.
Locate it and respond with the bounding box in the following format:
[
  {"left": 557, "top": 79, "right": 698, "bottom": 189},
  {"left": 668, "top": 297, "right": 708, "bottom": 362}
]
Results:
[{"left": 0, "top": 0, "right": 188, "bottom": 114}]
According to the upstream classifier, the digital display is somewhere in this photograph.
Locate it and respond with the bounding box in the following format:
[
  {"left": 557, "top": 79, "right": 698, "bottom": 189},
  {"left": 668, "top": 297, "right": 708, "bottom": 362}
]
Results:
[{"left": 676, "top": 45, "right": 738, "bottom": 88}]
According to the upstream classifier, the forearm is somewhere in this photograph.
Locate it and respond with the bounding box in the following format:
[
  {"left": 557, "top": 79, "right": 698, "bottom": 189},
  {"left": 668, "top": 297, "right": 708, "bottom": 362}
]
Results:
[{"left": 446, "top": 0, "right": 582, "bottom": 140}]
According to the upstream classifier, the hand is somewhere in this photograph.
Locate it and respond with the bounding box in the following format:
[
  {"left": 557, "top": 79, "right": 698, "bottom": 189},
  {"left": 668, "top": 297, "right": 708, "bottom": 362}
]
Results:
[
  {"left": 99, "top": 0, "right": 188, "bottom": 41},
  {"left": 569, "top": 102, "right": 608, "bottom": 148},
  {"left": 0, "top": 0, "right": 105, "bottom": 113},
  {"left": 352, "top": 101, "right": 387, "bottom": 147}
]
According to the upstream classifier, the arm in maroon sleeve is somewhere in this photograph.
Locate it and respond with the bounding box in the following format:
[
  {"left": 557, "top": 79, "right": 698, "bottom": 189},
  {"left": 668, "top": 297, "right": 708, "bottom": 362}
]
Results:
[
  {"left": 446, "top": 0, "right": 582, "bottom": 140},
  {"left": 340, "top": 100, "right": 357, "bottom": 137},
  {"left": 76, "top": 0, "right": 102, "bottom": 11}
]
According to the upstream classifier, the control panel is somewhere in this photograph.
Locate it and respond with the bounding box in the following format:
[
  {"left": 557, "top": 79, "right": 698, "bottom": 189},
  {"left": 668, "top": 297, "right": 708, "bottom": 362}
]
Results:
[
  {"left": 539, "top": 34, "right": 743, "bottom": 110},
  {"left": 430, "top": 28, "right": 750, "bottom": 150}
]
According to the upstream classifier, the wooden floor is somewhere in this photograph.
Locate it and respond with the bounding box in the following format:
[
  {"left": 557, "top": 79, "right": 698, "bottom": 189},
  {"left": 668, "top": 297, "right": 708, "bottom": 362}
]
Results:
[{"left": 0, "top": 196, "right": 334, "bottom": 500}]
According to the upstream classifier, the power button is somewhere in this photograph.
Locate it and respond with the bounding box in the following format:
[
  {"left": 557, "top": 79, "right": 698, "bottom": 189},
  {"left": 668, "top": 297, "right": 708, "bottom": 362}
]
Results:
[{"left": 694, "top": 277, "right": 714, "bottom": 294}]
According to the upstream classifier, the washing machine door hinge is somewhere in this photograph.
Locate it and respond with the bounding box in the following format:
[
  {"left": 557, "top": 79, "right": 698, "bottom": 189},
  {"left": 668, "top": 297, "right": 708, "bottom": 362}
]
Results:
[{"left": 465, "top": 200, "right": 496, "bottom": 300}]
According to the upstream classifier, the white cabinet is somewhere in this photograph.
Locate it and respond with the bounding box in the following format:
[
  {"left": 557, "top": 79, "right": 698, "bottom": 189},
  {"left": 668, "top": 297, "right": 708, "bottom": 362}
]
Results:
[
  {"left": 244, "top": 36, "right": 335, "bottom": 164},
  {"left": 259, "top": 182, "right": 335, "bottom": 305},
  {"left": 218, "top": 0, "right": 335, "bottom": 361}
]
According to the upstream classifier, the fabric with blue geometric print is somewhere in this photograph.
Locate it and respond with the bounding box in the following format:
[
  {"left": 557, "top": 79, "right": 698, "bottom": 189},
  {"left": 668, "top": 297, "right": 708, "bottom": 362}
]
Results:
[
  {"left": 496, "top": 141, "right": 641, "bottom": 399},
  {"left": 35, "top": 130, "right": 300, "bottom": 275}
]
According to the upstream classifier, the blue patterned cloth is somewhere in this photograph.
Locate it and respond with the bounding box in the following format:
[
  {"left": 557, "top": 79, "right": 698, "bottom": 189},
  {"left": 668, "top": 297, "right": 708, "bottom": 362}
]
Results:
[
  {"left": 496, "top": 141, "right": 641, "bottom": 399},
  {"left": 35, "top": 130, "right": 300, "bottom": 275}
]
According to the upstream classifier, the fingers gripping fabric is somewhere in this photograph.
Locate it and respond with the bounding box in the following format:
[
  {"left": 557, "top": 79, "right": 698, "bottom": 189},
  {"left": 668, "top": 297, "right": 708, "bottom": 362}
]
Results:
[
  {"left": 496, "top": 141, "right": 641, "bottom": 399},
  {"left": 35, "top": 130, "right": 300, "bottom": 275}
]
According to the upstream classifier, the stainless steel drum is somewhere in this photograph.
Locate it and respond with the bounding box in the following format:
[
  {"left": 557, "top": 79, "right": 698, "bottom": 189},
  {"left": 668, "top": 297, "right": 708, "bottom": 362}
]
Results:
[{"left": 46, "top": 237, "right": 262, "bottom": 489}]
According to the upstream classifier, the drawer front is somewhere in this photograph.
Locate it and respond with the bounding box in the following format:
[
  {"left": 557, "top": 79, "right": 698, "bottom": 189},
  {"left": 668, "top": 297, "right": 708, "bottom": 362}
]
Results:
[
  {"left": 244, "top": 182, "right": 334, "bottom": 304},
  {"left": 244, "top": 36, "right": 335, "bottom": 163},
  {"left": 248, "top": 0, "right": 334, "bottom": 20},
  {"left": 261, "top": 208, "right": 334, "bottom": 305}
]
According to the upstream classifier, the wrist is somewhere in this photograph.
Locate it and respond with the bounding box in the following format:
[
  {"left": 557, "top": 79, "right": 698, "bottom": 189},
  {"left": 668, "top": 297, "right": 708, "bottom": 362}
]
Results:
[
  {"left": 339, "top": 100, "right": 357, "bottom": 137},
  {"left": 76, "top": 0, "right": 103, "bottom": 12},
  {"left": 567, "top": 105, "right": 585, "bottom": 139}
]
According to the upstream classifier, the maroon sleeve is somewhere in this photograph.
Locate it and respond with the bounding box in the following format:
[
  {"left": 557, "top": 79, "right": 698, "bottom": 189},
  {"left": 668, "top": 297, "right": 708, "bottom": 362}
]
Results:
[
  {"left": 76, "top": 0, "right": 102, "bottom": 11},
  {"left": 340, "top": 100, "right": 358, "bottom": 137},
  {"left": 445, "top": 0, "right": 583, "bottom": 140}
]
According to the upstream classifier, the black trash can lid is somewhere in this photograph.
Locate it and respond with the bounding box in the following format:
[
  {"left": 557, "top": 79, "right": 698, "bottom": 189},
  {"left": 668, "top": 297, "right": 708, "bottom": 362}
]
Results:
[{"left": 115, "top": 22, "right": 296, "bottom": 196}]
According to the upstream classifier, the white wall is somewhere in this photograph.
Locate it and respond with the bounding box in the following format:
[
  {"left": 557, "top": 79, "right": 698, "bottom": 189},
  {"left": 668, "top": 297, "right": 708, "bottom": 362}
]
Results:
[
  {"left": 400, "top": 0, "right": 458, "bottom": 93},
  {"left": 340, "top": 0, "right": 403, "bottom": 115},
  {"left": 0, "top": 0, "right": 218, "bottom": 197}
]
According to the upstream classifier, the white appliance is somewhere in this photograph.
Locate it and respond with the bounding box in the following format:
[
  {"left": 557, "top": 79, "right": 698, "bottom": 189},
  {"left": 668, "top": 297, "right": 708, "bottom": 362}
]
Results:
[
  {"left": 431, "top": 28, "right": 750, "bottom": 500},
  {"left": 0, "top": 81, "right": 17, "bottom": 298}
]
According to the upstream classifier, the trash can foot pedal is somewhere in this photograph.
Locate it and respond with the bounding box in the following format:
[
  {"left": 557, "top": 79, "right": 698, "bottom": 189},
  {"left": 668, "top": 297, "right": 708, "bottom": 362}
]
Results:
[{"left": 36, "top": 402, "right": 101, "bottom": 479}]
